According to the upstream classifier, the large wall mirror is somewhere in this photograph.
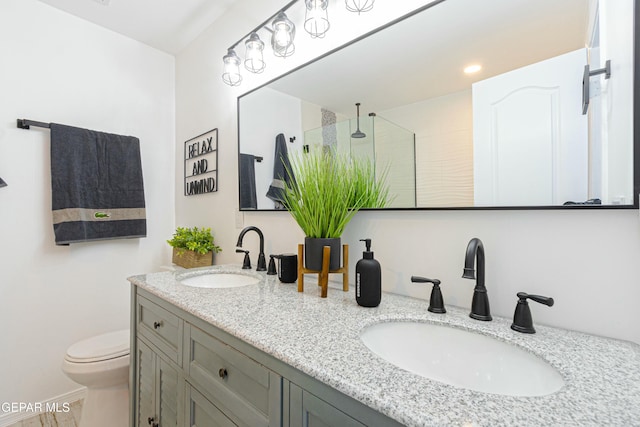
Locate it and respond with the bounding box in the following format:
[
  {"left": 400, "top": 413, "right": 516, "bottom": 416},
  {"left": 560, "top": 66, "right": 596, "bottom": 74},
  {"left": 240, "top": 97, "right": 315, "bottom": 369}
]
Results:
[{"left": 238, "top": 0, "right": 639, "bottom": 210}]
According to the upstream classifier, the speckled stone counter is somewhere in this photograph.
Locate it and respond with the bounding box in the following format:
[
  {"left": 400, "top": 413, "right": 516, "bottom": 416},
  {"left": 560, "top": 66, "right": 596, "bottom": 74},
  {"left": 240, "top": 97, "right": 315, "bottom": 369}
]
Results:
[{"left": 128, "top": 265, "right": 640, "bottom": 427}]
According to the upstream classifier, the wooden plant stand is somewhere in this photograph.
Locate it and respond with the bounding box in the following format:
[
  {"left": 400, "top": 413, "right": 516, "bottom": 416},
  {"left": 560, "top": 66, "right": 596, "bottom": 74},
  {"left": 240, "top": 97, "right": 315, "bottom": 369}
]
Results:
[{"left": 297, "top": 244, "right": 349, "bottom": 298}]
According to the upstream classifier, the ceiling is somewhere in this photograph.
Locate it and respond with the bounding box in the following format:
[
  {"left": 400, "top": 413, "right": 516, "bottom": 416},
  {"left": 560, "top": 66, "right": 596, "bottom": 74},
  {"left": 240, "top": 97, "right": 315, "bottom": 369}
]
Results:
[
  {"left": 267, "top": 0, "right": 590, "bottom": 117},
  {"left": 37, "top": 0, "right": 238, "bottom": 54}
]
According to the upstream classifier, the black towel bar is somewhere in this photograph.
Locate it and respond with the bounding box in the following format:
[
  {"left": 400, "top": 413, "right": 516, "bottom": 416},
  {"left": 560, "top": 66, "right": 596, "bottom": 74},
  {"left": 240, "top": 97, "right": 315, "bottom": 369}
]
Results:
[{"left": 17, "top": 119, "right": 50, "bottom": 130}]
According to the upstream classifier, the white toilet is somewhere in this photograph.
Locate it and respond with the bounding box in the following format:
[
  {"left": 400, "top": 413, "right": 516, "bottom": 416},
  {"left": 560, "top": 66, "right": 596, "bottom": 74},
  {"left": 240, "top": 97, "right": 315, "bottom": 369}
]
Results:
[{"left": 62, "top": 329, "right": 130, "bottom": 427}]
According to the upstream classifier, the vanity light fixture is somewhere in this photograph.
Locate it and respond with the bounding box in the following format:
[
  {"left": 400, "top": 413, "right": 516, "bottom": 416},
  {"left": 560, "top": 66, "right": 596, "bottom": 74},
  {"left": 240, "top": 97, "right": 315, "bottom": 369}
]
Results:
[
  {"left": 222, "top": 48, "right": 242, "bottom": 86},
  {"left": 222, "top": 0, "right": 366, "bottom": 87},
  {"left": 304, "top": 0, "right": 330, "bottom": 38},
  {"left": 221, "top": 0, "right": 299, "bottom": 86},
  {"left": 271, "top": 11, "right": 296, "bottom": 57},
  {"left": 345, "top": 0, "right": 374, "bottom": 14},
  {"left": 244, "top": 33, "right": 266, "bottom": 73}
]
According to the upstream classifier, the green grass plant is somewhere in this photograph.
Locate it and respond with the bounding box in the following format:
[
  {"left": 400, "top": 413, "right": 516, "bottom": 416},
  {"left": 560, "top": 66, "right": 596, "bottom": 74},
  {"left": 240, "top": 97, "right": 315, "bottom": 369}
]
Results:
[{"left": 281, "top": 147, "right": 390, "bottom": 238}]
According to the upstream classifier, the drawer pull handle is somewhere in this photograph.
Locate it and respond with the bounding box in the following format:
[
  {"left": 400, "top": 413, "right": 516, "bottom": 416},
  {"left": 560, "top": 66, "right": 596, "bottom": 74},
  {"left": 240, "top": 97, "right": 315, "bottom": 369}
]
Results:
[
  {"left": 218, "top": 368, "right": 228, "bottom": 379},
  {"left": 153, "top": 321, "right": 162, "bottom": 329}
]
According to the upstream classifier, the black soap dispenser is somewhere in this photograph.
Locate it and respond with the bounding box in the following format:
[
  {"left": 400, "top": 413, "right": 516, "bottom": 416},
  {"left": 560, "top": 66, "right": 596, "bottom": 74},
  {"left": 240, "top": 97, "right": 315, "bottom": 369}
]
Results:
[{"left": 355, "top": 239, "right": 381, "bottom": 307}]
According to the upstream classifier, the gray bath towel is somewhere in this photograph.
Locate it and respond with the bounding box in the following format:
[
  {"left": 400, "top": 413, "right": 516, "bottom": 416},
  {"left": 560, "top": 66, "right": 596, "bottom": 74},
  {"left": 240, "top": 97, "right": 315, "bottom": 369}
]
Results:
[
  {"left": 239, "top": 153, "right": 258, "bottom": 209},
  {"left": 49, "top": 123, "right": 146, "bottom": 245},
  {"left": 266, "top": 133, "right": 294, "bottom": 209}
]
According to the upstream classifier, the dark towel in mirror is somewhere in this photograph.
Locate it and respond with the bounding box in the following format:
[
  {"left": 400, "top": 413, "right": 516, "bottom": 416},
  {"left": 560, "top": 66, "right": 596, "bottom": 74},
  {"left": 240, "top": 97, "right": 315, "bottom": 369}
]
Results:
[
  {"left": 266, "top": 133, "right": 294, "bottom": 209},
  {"left": 563, "top": 198, "right": 602, "bottom": 205},
  {"left": 49, "top": 123, "right": 146, "bottom": 245},
  {"left": 239, "top": 153, "right": 258, "bottom": 209}
]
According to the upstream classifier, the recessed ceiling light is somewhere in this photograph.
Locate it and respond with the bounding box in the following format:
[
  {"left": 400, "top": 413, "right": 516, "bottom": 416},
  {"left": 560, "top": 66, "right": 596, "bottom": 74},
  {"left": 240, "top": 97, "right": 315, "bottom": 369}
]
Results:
[
  {"left": 464, "top": 64, "right": 482, "bottom": 74},
  {"left": 92, "top": 0, "right": 110, "bottom": 5}
]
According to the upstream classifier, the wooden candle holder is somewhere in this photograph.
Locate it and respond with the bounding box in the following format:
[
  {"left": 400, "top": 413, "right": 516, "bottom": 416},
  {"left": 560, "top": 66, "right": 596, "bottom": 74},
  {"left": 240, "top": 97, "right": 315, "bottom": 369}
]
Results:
[{"left": 297, "top": 243, "right": 349, "bottom": 298}]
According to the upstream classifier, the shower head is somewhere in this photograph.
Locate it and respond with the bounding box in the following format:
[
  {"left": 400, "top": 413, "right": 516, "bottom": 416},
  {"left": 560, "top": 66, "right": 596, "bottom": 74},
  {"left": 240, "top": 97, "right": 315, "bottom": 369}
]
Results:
[
  {"left": 351, "top": 102, "right": 366, "bottom": 139},
  {"left": 0, "top": 177, "right": 6, "bottom": 188}
]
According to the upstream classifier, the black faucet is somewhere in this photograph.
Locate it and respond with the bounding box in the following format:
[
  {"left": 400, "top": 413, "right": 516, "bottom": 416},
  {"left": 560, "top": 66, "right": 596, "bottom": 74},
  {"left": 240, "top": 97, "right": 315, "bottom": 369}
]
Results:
[
  {"left": 236, "top": 226, "right": 266, "bottom": 271},
  {"left": 462, "top": 238, "right": 492, "bottom": 321}
]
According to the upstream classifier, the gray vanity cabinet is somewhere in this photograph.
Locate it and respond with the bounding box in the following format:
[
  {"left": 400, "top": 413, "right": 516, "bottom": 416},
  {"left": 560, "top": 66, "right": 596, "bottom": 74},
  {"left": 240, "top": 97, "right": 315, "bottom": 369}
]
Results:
[{"left": 131, "top": 287, "right": 402, "bottom": 427}]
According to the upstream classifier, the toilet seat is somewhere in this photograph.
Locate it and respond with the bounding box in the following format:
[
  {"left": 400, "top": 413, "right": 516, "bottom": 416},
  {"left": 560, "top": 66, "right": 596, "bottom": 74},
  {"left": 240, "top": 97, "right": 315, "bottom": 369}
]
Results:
[{"left": 65, "top": 329, "right": 130, "bottom": 363}]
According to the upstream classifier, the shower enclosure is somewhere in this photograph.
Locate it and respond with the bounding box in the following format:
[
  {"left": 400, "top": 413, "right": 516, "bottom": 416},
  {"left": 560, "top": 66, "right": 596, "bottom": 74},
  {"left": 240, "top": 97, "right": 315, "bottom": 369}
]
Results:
[{"left": 304, "top": 114, "right": 416, "bottom": 208}]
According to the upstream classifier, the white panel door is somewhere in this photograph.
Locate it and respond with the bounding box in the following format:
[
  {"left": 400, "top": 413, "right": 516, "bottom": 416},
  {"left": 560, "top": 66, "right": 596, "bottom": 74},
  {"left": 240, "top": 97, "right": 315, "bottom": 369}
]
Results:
[{"left": 473, "top": 48, "right": 588, "bottom": 206}]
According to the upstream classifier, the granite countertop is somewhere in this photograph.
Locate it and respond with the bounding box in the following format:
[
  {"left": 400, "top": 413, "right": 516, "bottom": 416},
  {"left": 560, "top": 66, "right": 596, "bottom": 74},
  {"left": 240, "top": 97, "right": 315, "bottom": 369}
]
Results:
[{"left": 128, "top": 265, "right": 640, "bottom": 427}]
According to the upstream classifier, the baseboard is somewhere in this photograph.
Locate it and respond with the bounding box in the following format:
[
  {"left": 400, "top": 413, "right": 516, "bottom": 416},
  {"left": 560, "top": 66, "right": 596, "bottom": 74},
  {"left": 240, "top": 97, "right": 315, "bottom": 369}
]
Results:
[{"left": 0, "top": 388, "right": 85, "bottom": 427}]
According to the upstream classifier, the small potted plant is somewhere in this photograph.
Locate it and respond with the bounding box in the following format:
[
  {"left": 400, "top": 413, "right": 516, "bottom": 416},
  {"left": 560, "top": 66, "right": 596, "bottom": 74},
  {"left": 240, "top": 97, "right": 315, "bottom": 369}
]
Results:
[
  {"left": 167, "top": 226, "right": 222, "bottom": 268},
  {"left": 280, "top": 147, "right": 390, "bottom": 271}
]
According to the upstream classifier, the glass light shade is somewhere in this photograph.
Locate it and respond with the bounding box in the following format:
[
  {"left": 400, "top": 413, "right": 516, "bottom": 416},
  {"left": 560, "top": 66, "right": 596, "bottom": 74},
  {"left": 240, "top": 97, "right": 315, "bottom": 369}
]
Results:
[
  {"left": 244, "top": 33, "right": 265, "bottom": 73},
  {"left": 222, "top": 48, "right": 242, "bottom": 86},
  {"left": 304, "top": 0, "right": 330, "bottom": 38},
  {"left": 345, "top": 0, "right": 374, "bottom": 14},
  {"left": 271, "top": 11, "right": 295, "bottom": 57}
]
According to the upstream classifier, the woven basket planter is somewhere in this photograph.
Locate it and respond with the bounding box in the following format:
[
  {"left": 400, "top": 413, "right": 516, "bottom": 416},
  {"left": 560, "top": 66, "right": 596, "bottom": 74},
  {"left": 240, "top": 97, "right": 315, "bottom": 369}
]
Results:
[{"left": 172, "top": 248, "right": 213, "bottom": 269}]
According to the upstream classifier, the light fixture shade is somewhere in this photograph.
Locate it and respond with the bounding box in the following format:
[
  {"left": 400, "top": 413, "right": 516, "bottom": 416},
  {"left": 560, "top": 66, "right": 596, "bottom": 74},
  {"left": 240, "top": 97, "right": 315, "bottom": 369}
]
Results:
[
  {"left": 245, "top": 33, "right": 266, "bottom": 73},
  {"left": 345, "top": 0, "right": 374, "bottom": 14},
  {"left": 222, "top": 48, "right": 242, "bottom": 86},
  {"left": 304, "top": 0, "right": 330, "bottom": 38},
  {"left": 271, "top": 11, "right": 295, "bottom": 57}
]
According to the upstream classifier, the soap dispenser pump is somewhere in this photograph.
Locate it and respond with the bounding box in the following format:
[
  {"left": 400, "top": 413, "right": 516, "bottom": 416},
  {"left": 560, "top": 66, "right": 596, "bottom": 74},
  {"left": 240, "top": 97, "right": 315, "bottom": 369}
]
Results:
[{"left": 355, "top": 238, "right": 381, "bottom": 307}]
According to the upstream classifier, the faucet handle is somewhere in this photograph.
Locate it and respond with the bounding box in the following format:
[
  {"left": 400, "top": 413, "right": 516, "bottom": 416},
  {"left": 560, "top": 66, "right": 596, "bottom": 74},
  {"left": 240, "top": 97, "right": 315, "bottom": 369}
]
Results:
[
  {"left": 411, "top": 276, "right": 446, "bottom": 314},
  {"left": 411, "top": 276, "right": 440, "bottom": 285},
  {"left": 267, "top": 255, "right": 277, "bottom": 275},
  {"left": 511, "top": 292, "right": 554, "bottom": 334},
  {"left": 236, "top": 249, "right": 251, "bottom": 269},
  {"left": 518, "top": 292, "right": 554, "bottom": 307}
]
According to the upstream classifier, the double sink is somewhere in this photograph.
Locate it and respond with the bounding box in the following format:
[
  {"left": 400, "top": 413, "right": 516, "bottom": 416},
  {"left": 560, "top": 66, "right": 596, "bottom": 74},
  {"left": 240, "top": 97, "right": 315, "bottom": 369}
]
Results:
[{"left": 177, "top": 270, "right": 564, "bottom": 398}]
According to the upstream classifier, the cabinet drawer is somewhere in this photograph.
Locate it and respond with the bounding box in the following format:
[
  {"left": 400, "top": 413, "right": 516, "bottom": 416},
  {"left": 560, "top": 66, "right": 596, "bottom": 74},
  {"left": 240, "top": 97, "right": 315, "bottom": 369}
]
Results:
[
  {"left": 137, "top": 295, "right": 183, "bottom": 364},
  {"left": 186, "top": 325, "right": 281, "bottom": 427}
]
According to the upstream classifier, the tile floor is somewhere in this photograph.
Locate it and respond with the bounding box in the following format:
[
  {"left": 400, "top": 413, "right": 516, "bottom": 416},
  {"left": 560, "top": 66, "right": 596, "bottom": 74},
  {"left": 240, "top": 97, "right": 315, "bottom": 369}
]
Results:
[{"left": 7, "top": 400, "right": 82, "bottom": 427}]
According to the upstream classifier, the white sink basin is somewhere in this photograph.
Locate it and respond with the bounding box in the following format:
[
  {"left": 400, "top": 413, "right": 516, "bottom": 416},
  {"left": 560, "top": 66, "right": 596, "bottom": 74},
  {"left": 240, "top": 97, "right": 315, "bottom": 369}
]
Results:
[
  {"left": 360, "top": 321, "right": 564, "bottom": 396},
  {"left": 180, "top": 272, "right": 260, "bottom": 288}
]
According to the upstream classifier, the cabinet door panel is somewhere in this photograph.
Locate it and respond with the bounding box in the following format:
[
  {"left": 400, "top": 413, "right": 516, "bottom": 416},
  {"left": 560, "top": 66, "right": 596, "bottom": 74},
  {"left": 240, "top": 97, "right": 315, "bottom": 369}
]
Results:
[
  {"left": 137, "top": 339, "right": 157, "bottom": 427},
  {"left": 290, "top": 384, "right": 365, "bottom": 427},
  {"left": 188, "top": 384, "right": 237, "bottom": 427},
  {"left": 158, "top": 357, "right": 180, "bottom": 427}
]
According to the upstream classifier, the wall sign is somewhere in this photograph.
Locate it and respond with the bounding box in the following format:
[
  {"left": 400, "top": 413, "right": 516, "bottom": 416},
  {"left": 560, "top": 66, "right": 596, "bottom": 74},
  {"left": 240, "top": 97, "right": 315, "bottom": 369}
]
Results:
[{"left": 184, "top": 128, "right": 218, "bottom": 196}]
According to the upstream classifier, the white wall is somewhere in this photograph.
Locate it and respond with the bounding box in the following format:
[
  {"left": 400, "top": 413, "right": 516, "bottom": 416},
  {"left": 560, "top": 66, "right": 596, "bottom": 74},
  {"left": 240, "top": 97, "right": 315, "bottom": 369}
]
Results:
[
  {"left": 0, "top": 0, "right": 175, "bottom": 414},
  {"left": 176, "top": 0, "right": 640, "bottom": 350}
]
